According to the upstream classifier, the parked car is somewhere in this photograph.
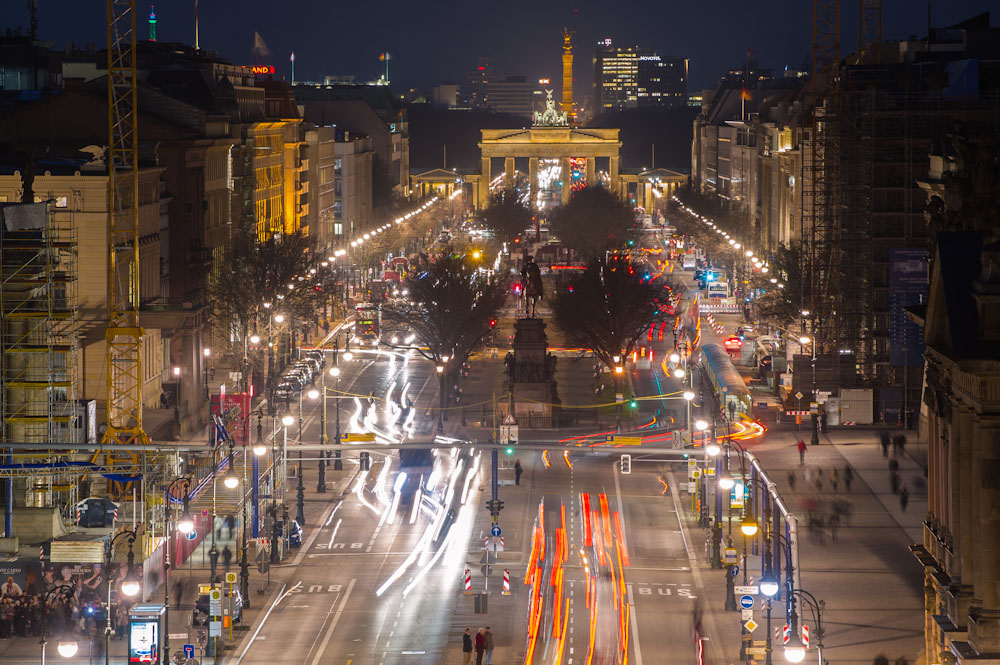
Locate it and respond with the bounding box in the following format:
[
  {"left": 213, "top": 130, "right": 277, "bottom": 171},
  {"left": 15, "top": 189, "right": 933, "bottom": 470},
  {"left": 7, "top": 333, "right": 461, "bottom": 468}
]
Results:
[
  {"left": 273, "top": 384, "right": 297, "bottom": 403},
  {"left": 281, "top": 373, "right": 306, "bottom": 390},
  {"left": 74, "top": 497, "right": 119, "bottom": 527},
  {"left": 299, "top": 357, "right": 320, "bottom": 374},
  {"left": 301, "top": 350, "right": 325, "bottom": 366},
  {"left": 193, "top": 587, "right": 243, "bottom": 626},
  {"left": 288, "top": 520, "right": 303, "bottom": 547}
]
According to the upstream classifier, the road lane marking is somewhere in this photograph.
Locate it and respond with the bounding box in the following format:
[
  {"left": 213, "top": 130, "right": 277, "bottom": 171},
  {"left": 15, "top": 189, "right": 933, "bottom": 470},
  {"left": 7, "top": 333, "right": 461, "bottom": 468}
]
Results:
[
  {"left": 234, "top": 583, "right": 287, "bottom": 665},
  {"left": 309, "top": 578, "right": 357, "bottom": 665},
  {"left": 614, "top": 461, "right": 642, "bottom": 665}
]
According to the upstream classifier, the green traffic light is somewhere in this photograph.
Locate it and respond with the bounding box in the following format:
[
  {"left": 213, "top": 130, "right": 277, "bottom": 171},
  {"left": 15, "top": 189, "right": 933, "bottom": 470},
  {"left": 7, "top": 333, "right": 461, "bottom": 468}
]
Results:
[
  {"left": 630, "top": 400, "right": 638, "bottom": 408},
  {"left": 506, "top": 447, "right": 514, "bottom": 455}
]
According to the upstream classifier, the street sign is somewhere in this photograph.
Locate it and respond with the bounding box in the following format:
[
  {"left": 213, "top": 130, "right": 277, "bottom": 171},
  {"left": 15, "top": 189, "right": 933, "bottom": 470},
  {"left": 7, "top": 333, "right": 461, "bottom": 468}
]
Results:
[
  {"left": 795, "top": 392, "right": 804, "bottom": 400},
  {"left": 692, "top": 469, "right": 701, "bottom": 479},
  {"left": 224, "top": 572, "right": 237, "bottom": 584},
  {"left": 491, "top": 525, "right": 502, "bottom": 537},
  {"left": 198, "top": 584, "right": 213, "bottom": 594},
  {"left": 184, "top": 529, "right": 197, "bottom": 541},
  {"left": 615, "top": 393, "right": 624, "bottom": 404},
  {"left": 741, "top": 609, "right": 754, "bottom": 621},
  {"left": 209, "top": 621, "right": 221, "bottom": 637},
  {"left": 731, "top": 564, "right": 740, "bottom": 578},
  {"left": 734, "top": 585, "right": 759, "bottom": 595},
  {"left": 704, "top": 467, "right": 715, "bottom": 476},
  {"left": 209, "top": 589, "right": 222, "bottom": 615},
  {"left": 480, "top": 565, "right": 493, "bottom": 576},
  {"left": 342, "top": 433, "right": 376, "bottom": 442},
  {"left": 739, "top": 595, "right": 754, "bottom": 609},
  {"left": 724, "top": 547, "right": 738, "bottom": 565},
  {"left": 612, "top": 436, "right": 641, "bottom": 445},
  {"left": 744, "top": 619, "right": 758, "bottom": 632},
  {"left": 183, "top": 645, "right": 195, "bottom": 659}
]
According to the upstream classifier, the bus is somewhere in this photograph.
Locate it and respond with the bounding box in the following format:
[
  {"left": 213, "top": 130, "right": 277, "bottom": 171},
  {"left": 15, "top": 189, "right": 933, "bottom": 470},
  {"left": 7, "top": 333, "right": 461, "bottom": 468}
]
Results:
[{"left": 355, "top": 303, "right": 380, "bottom": 342}]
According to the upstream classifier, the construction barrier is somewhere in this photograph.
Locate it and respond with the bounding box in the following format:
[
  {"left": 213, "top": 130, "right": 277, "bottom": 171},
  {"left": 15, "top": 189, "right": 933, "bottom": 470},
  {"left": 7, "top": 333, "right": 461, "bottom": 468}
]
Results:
[
  {"left": 502, "top": 569, "right": 511, "bottom": 595},
  {"left": 464, "top": 568, "right": 472, "bottom": 594}
]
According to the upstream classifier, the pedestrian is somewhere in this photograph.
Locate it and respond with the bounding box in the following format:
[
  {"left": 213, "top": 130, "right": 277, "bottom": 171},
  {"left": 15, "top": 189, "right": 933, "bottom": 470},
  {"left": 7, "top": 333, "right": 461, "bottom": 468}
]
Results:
[
  {"left": 897, "top": 434, "right": 907, "bottom": 457},
  {"left": 830, "top": 469, "right": 839, "bottom": 492},
  {"left": 483, "top": 627, "right": 494, "bottom": 665},
  {"left": 797, "top": 439, "right": 806, "bottom": 465},
  {"left": 843, "top": 465, "right": 854, "bottom": 492},
  {"left": 462, "top": 628, "right": 473, "bottom": 665},
  {"left": 226, "top": 514, "right": 236, "bottom": 539},
  {"left": 787, "top": 469, "right": 796, "bottom": 491},
  {"left": 820, "top": 410, "right": 827, "bottom": 433},
  {"left": 475, "top": 628, "right": 486, "bottom": 665},
  {"left": 222, "top": 545, "right": 233, "bottom": 572},
  {"left": 892, "top": 434, "right": 903, "bottom": 457},
  {"left": 514, "top": 459, "right": 523, "bottom": 486},
  {"left": 880, "top": 431, "right": 890, "bottom": 458},
  {"left": 173, "top": 579, "right": 184, "bottom": 610},
  {"left": 890, "top": 471, "right": 901, "bottom": 495},
  {"left": 874, "top": 656, "right": 889, "bottom": 665},
  {"left": 899, "top": 486, "right": 909, "bottom": 512},
  {"left": 895, "top": 656, "right": 908, "bottom": 665},
  {"left": 814, "top": 471, "right": 824, "bottom": 493}
]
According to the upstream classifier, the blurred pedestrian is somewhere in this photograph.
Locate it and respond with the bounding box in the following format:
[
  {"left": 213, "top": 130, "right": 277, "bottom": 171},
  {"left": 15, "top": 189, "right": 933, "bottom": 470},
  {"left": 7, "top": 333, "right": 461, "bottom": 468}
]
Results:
[
  {"left": 892, "top": 434, "right": 903, "bottom": 457},
  {"left": 900, "top": 486, "right": 909, "bottom": 512},
  {"left": 843, "top": 465, "right": 854, "bottom": 492},
  {"left": 174, "top": 579, "right": 184, "bottom": 610},
  {"left": 880, "top": 432, "right": 890, "bottom": 458},
  {"left": 475, "top": 628, "right": 485, "bottom": 665},
  {"left": 890, "top": 471, "right": 901, "bottom": 495},
  {"left": 897, "top": 434, "right": 907, "bottom": 457},
  {"left": 797, "top": 439, "right": 807, "bottom": 465},
  {"left": 462, "top": 628, "right": 473, "bottom": 665},
  {"left": 222, "top": 545, "right": 233, "bottom": 572},
  {"left": 830, "top": 469, "right": 839, "bottom": 492},
  {"left": 787, "top": 470, "right": 796, "bottom": 491},
  {"left": 226, "top": 514, "right": 236, "bottom": 539},
  {"left": 515, "top": 459, "right": 523, "bottom": 486},
  {"left": 484, "top": 627, "right": 494, "bottom": 665},
  {"left": 814, "top": 472, "right": 824, "bottom": 492}
]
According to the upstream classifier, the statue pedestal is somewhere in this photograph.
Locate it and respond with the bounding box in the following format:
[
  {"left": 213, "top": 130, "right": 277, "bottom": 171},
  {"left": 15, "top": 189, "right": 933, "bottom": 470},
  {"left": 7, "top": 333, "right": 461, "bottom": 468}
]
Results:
[{"left": 503, "top": 317, "right": 559, "bottom": 428}]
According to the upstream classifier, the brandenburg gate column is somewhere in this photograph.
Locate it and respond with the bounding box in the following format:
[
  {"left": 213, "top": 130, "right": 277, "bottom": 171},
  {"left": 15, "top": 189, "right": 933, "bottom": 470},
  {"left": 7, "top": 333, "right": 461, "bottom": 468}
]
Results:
[
  {"left": 610, "top": 155, "right": 621, "bottom": 197},
  {"left": 504, "top": 157, "right": 516, "bottom": 188},
  {"left": 528, "top": 157, "right": 539, "bottom": 204},
  {"left": 480, "top": 156, "right": 491, "bottom": 208},
  {"left": 585, "top": 156, "right": 595, "bottom": 185},
  {"left": 561, "top": 157, "right": 571, "bottom": 205}
]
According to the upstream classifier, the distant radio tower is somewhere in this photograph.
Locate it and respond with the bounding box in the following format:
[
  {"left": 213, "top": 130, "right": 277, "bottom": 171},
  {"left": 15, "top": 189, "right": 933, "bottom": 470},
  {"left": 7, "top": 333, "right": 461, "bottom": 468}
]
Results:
[
  {"left": 290, "top": 51, "right": 295, "bottom": 84},
  {"left": 148, "top": 4, "right": 157, "bottom": 41}
]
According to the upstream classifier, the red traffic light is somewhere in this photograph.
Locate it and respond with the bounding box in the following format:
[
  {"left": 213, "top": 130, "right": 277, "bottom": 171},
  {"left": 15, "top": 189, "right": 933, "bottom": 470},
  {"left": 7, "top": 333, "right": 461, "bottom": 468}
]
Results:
[{"left": 489, "top": 319, "right": 497, "bottom": 328}]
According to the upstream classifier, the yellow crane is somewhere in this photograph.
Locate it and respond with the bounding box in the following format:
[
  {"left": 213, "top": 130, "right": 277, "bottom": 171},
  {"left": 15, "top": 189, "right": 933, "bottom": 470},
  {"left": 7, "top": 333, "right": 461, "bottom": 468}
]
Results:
[{"left": 100, "top": 0, "right": 148, "bottom": 490}]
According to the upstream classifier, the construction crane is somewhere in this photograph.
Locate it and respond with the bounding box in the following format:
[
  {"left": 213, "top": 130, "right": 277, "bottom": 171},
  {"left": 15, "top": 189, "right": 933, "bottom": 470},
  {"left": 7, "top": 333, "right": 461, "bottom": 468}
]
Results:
[
  {"left": 101, "top": 0, "right": 149, "bottom": 475},
  {"left": 859, "top": 0, "right": 882, "bottom": 64}
]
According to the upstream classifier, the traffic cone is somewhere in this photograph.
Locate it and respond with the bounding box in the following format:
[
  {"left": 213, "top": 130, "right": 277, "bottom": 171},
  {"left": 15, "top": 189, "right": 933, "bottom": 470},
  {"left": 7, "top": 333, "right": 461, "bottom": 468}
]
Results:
[
  {"left": 463, "top": 568, "right": 472, "bottom": 595},
  {"left": 502, "top": 569, "right": 511, "bottom": 595}
]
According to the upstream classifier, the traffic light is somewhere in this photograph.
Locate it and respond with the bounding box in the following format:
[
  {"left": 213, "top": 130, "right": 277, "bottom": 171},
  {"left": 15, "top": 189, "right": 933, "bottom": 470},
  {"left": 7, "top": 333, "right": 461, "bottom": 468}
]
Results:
[
  {"left": 490, "top": 319, "right": 497, "bottom": 329},
  {"left": 505, "top": 446, "right": 514, "bottom": 455},
  {"left": 630, "top": 399, "right": 638, "bottom": 409},
  {"left": 620, "top": 454, "right": 632, "bottom": 475}
]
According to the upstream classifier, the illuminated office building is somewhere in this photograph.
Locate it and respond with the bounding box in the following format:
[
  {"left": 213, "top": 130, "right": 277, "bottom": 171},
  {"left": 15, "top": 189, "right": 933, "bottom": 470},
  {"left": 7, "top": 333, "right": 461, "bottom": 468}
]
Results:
[{"left": 593, "top": 39, "right": 687, "bottom": 112}]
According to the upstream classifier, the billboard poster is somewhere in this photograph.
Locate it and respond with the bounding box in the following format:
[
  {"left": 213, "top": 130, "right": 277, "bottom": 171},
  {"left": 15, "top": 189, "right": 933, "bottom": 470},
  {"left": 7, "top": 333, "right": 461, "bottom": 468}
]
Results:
[
  {"left": 888, "top": 248, "right": 927, "bottom": 367},
  {"left": 129, "top": 620, "right": 159, "bottom": 664}
]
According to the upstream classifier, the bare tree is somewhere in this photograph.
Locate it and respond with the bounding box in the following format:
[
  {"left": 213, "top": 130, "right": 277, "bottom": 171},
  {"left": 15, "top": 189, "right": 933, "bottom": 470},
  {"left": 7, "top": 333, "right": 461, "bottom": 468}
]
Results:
[
  {"left": 382, "top": 252, "right": 507, "bottom": 425},
  {"left": 552, "top": 256, "right": 662, "bottom": 368},
  {"left": 482, "top": 191, "right": 532, "bottom": 244},
  {"left": 547, "top": 186, "right": 634, "bottom": 259}
]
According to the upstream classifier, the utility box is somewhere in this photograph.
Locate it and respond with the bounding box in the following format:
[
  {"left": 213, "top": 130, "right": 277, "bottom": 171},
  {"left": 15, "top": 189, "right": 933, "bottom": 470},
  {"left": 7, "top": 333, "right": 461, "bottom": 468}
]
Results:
[
  {"left": 839, "top": 389, "right": 874, "bottom": 424},
  {"left": 128, "top": 604, "right": 165, "bottom": 664}
]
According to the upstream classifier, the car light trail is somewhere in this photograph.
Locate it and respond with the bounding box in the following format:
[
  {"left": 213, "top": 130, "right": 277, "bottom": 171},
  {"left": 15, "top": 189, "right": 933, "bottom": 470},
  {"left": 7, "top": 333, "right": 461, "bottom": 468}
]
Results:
[
  {"left": 542, "top": 450, "right": 551, "bottom": 468},
  {"left": 325, "top": 518, "right": 342, "bottom": 549},
  {"left": 563, "top": 450, "right": 572, "bottom": 468}
]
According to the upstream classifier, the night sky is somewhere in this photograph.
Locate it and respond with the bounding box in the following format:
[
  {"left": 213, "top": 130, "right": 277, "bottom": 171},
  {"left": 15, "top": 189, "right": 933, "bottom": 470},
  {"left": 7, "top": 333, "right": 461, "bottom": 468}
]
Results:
[{"left": 10, "top": 0, "right": 995, "bottom": 94}]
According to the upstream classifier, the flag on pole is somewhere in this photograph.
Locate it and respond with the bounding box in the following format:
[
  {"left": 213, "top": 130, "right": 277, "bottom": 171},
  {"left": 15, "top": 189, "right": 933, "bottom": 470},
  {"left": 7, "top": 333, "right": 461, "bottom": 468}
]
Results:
[{"left": 253, "top": 31, "right": 270, "bottom": 58}]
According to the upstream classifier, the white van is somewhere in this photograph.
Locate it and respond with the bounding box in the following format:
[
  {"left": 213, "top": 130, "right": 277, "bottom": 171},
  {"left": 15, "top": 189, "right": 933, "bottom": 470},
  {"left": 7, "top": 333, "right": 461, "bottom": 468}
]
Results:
[{"left": 682, "top": 254, "right": 697, "bottom": 270}]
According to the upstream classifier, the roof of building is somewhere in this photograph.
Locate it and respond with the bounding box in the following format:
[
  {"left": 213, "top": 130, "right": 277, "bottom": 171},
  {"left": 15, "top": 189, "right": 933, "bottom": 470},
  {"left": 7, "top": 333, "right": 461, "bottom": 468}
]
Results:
[{"left": 930, "top": 231, "right": 984, "bottom": 359}]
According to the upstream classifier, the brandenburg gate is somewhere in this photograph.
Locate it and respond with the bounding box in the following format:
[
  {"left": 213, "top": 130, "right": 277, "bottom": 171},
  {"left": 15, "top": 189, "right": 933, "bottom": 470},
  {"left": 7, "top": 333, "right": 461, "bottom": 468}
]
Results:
[{"left": 475, "top": 94, "right": 623, "bottom": 209}]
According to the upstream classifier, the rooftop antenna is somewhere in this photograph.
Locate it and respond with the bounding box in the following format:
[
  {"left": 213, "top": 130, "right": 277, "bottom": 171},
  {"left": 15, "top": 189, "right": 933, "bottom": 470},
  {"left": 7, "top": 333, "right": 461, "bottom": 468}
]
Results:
[
  {"left": 148, "top": 4, "right": 157, "bottom": 41},
  {"left": 290, "top": 51, "right": 295, "bottom": 84},
  {"left": 194, "top": 0, "right": 199, "bottom": 50}
]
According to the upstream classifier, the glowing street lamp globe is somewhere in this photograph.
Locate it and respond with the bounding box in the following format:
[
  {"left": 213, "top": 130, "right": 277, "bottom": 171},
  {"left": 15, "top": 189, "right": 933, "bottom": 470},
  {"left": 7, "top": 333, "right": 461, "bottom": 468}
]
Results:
[{"left": 57, "top": 640, "right": 79, "bottom": 658}]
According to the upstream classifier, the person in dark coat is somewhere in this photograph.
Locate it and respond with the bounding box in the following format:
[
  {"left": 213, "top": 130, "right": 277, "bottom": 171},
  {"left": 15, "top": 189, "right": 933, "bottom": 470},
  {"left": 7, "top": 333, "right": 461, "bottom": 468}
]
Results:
[
  {"left": 879, "top": 432, "right": 890, "bottom": 458},
  {"left": 222, "top": 545, "right": 233, "bottom": 572},
  {"left": 475, "top": 628, "right": 486, "bottom": 665},
  {"left": 514, "top": 460, "right": 523, "bottom": 486},
  {"left": 462, "top": 628, "right": 473, "bottom": 665}
]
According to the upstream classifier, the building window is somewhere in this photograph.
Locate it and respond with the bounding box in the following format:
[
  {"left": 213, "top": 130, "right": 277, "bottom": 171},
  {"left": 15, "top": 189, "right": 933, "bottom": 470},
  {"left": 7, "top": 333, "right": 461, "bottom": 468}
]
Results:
[{"left": 334, "top": 222, "right": 343, "bottom": 236}]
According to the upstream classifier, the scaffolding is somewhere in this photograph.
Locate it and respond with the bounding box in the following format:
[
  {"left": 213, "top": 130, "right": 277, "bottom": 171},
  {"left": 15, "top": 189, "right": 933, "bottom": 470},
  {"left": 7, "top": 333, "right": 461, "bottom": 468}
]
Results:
[{"left": 1, "top": 201, "right": 82, "bottom": 508}]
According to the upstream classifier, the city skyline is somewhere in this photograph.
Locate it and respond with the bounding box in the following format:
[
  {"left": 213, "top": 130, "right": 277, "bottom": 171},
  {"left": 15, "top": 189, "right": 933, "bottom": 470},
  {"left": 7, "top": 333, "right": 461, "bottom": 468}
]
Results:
[{"left": 6, "top": 0, "right": 994, "bottom": 94}]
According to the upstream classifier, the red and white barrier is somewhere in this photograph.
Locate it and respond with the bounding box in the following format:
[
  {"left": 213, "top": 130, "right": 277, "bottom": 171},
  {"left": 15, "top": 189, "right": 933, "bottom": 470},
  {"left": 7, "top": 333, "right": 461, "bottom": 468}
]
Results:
[
  {"left": 502, "top": 569, "right": 511, "bottom": 595},
  {"left": 463, "top": 568, "right": 472, "bottom": 594}
]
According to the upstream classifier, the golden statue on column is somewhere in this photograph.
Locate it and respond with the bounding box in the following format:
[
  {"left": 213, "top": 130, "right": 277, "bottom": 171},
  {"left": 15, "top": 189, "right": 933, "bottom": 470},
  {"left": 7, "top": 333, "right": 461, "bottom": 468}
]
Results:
[{"left": 561, "top": 27, "right": 576, "bottom": 121}]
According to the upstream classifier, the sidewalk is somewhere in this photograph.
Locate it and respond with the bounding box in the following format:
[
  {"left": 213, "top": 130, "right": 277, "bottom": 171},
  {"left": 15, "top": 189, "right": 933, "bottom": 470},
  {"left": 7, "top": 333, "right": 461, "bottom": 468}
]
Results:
[{"left": 678, "top": 427, "right": 927, "bottom": 665}]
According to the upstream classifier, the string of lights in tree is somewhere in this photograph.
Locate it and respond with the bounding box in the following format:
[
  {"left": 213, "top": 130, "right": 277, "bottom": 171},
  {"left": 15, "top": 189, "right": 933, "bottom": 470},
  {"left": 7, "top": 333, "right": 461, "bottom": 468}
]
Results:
[{"left": 670, "top": 196, "right": 786, "bottom": 291}]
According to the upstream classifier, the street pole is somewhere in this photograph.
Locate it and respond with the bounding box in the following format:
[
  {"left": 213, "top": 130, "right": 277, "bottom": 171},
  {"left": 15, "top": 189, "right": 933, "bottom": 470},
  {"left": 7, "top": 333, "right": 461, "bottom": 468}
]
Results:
[
  {"left": 318, "top": 384, "right": 327, "bottom": 492},
  {"left": 334, "top": 372, "right": 343, "bottom": 470},
  {"left": 810, "top": 339, "right": 819, "bottom": 445}
]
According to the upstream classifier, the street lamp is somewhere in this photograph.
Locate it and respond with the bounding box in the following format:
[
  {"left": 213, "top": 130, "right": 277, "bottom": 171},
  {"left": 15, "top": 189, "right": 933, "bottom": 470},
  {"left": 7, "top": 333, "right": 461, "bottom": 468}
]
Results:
[
  {"left": 40, "top": 584, "right": 76, "bottom": 665},
  {"left": 164, "top": 476, "right": 192, "bottom": 665},
  {"left": 330, "top": 366, "right": 343, "bottom": 470},
  {"left": 223, "top": 457, "right": 240, "bottom": 489},
  {"left": 784, "top": 588, "right": 824, "bottom": 664},
  {"left": 103, "top": 527, "right": 139, "bottom": 665},
  {"left": 798, "top": 335, "right": 819, "bottom": 446},
  {"left": 683, "top": 390, "right": 695, "bottom": 447}
]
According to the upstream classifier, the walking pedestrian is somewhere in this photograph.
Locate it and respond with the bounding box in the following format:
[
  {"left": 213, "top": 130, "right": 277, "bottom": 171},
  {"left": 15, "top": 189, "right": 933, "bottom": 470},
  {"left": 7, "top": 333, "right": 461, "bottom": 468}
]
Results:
[
  {"left": 814, "top": 471, "right": 824, "bottom": 493},
  {"left": 897, "top": 434, "right": 907, "bottom": 457},
  {"left": 899, "top": 486, "right": 909, "bottom": 512},
  {"left": 226, "top": 514, "right": 236, "bottom": 540},
  {"left": 892, "top": 434, "right": 903, "bottom": 457},
  {"left": 173, "top": 579, "right": 184, "bottom": 610},
  {"left": 787, "top": 469, "right": 796, "bottom": 491},
  {"left": 222, "top": 545, "right": 233, "bottom": 572},
  {"left": 843, "top": 465, "right": 854, "bottom": 492},
  {"left": 514, "top": 459, "right": 523, "bottom": 486},
  {"left": 483, "top": 627, "right": 494, "bottom": 665},
  {"left": 830, "top": 469, "right": 839, "bottom": 493},
  {"left": 880, "top": 432, "right": 890, "bottom": 458},
  {"left": 475, "top": 628, "right": 486, "bottom": 665},
  {"left": 797, "top": 439, "right": 806, "bottom": 465},
  {"left": 820, "top": 411, "right": 828, "bottom": 433},
  {"left": 890, "top": 471, "right": 902, "bottom": 495},
  {"left": 462, "top": 628, "right": 473, "bottom": 665}
]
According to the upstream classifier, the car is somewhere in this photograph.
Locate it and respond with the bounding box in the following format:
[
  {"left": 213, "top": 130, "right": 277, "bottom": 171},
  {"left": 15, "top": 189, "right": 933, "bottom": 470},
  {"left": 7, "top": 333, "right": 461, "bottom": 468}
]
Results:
[
  {"left": 74, "top": 497, "right": 119, "bottom": 527},
  {"left": 294, "top": 360, "right": 318, "bottom": 377},
  {"left": 281, "top": 373, "right": 306, "bottom": 390},
  {"left": 289, "top": 363, "right": 313, "bottom": 379},
  {"left": 193, "top": 587, "right": 243, "bottom": 626},
  {"left": 273, "top": 384, "right": 296, "bottom": 403},
  {"left": 288, "top": 520, "right": 303, "bottom": 547},
  {"left": 301, "top": 350, "right": 325, "bottom": 366}
]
